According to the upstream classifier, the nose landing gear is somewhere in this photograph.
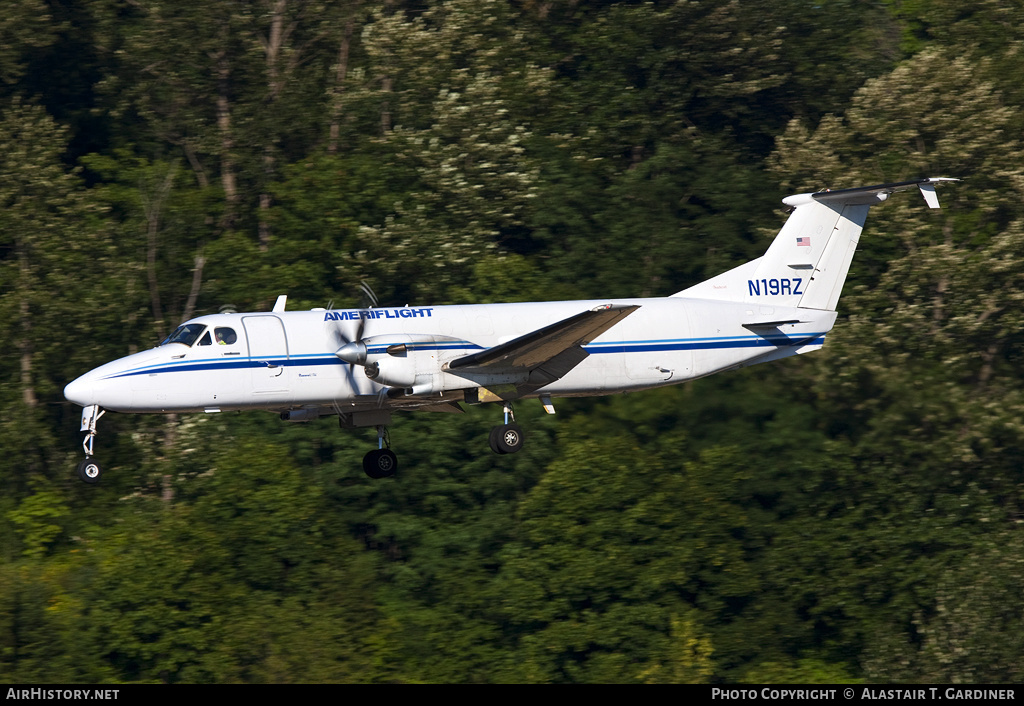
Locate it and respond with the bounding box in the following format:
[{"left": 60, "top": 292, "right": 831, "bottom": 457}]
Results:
[
  {"left": 77, "top": 405, "right": 105, "bottom": 484},
  {"left": 77, "top": 457, "right": 102, "bottom": 484}
]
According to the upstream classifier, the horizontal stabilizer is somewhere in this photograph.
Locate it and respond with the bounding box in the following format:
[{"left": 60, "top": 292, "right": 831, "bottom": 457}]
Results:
[
  {"left": 800, "top": 177, "right": 959, "bottom": 209},
  {"left": 449, "top": 304, "right": 639, "bottom": 374}
]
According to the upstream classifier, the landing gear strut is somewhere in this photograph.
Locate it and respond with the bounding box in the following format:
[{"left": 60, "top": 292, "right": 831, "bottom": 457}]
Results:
[
  {"left": 363, "top": 425, "right": 398, "bottom": 479},
  {"left": 489, "top": 402, "right": 524, "bottom": 455},
  {"left": 77, "top": 405, "right": 104, "bottom": 484}
]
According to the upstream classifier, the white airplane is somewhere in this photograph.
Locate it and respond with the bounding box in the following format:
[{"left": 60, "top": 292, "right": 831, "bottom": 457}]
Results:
[{"left": 64, "top": 177, "right": 957, "bottom": 483}]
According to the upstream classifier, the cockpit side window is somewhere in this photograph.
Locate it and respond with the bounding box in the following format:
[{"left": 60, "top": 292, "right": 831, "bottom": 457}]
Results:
[
  {"left": 215, "top": 327, "right": 237, "bottom": 345},
  {"left": 162, "top": 324, "right": 206, "bottom": 347},
  {"left": 197, "top": 331, "right": 213, "bottom": 346}
]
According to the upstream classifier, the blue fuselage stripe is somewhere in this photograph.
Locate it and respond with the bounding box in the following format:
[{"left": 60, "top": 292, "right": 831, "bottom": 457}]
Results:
[
  {"left": 103, "top": 335, "right": 826, "bottom": 379},
  {"left": 586, "top": 334, "right": 826, "bottom": 354}
]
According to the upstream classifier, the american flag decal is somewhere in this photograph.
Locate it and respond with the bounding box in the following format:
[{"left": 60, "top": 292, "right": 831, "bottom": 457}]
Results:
[{"left": 796, "top": 237, "right": 811, "bottom": 247}]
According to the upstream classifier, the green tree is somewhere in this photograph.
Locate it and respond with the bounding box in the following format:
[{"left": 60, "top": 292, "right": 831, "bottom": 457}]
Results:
[
  {"left": 335, "top": 0, "right": 554, "bottom": 303},
  {"left": 0, "top": 0, "right": 56, "bottom": 89},
  {"left": 0, "top": 98, "right": 118, "bottom": 513},
  {"left": 756, "top": 45, "right": 1024, "bottom": 677},
  {"left": 497, "top": 436, "right": 756, "bottom": 682},
  {"left": 863, "top": 530, "right": 1024, "bottom": 682}
]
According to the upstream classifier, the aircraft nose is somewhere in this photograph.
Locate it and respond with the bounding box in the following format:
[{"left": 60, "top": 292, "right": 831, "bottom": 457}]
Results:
[{"left": 64, "top": 376, "right": 95, "bottom": 406}]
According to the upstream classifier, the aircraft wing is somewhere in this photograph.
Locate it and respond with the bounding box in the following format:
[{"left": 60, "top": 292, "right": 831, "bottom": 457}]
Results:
[{"left": 448, "top": 304, "right": 639, "bottom": 384}]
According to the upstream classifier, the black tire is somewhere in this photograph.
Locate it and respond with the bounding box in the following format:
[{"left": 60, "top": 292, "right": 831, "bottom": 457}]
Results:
[
  {"left": 77, "top": 457, "right": 102, "bottom": 484},
  {"left": 495, "top": 423, "right": 524, "bottom": 454},
  {"left": 489, "top": 426, "right": 508, "bottom": 455},
  {"left": 363, "top": 448, "right": 398, "bottom": 479}
]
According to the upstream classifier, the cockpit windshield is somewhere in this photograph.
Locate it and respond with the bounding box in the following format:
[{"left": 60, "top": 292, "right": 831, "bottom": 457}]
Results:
[{"left": 161, "top": 323, "right": 207, "bottom": 347}]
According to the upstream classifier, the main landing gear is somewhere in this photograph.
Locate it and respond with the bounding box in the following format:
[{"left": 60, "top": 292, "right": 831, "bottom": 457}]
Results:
[
  {"left": 358, "top": 396, "right": 551, "bottom": 478},
  {"left": 77, "top": 405, "right": 104, "bottom": 484},
  {"left": 359, "top": 401, "right": 525, "bottom": 479},
  {"left": 363, "top": 425, "right": 398, "bottom": 479},
  {"left": 489, "top": 402, "right": 524, "bottom": 455}
]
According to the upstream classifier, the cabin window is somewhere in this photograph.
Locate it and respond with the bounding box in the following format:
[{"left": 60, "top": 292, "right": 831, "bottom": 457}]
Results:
[
  {"left": 162, "top": 324, "right": 206, "bottom": 347},
  {"left": 215, "top": 327, "right": 238, "bottom": 345}
]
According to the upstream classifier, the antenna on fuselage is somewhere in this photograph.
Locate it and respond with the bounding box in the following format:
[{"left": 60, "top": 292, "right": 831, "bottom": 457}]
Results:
[{"left": 273, "top": 295, "right": 287, "bottom": 313}]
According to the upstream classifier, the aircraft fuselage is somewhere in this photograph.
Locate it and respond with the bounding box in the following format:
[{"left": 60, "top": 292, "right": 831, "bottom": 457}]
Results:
[{"left": 64, "top": 297, "right": 834, "bottom": 415}]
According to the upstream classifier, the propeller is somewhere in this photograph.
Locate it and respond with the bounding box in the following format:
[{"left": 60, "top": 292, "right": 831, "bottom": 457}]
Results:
[
  {"left": 327, "top": 280, "right": 381, "bottom": 390},
  {"left": 358, "top": 280, "right": 379, "bottom": 309}
]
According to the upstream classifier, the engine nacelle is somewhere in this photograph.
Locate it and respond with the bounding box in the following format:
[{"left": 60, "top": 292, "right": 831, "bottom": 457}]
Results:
[
  {"left": 337, "top": 334, "right": 472, "bottom": 395},
  {"left": 365, "top": 357, "right": 419, "bottom": 388}
]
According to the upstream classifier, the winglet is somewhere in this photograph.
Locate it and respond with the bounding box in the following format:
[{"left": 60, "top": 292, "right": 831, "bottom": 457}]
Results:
[{"left": 916, "top": 178, "right": 959, "bottom": 208}]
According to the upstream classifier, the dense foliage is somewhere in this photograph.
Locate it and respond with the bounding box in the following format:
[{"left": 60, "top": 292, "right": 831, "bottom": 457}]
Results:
[{"left": 2, "top": 0, "right": 1023, "bottom": 683}]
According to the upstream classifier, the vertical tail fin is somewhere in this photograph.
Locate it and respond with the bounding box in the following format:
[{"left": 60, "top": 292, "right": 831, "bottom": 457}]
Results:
[{"left": 675, "top": 178, "right": 957, "bottom": 311}]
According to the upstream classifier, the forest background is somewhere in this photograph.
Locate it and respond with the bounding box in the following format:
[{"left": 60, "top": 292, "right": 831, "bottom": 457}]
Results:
[{"left": 3, "top": 0, "right": 1024, "bottom": 684}]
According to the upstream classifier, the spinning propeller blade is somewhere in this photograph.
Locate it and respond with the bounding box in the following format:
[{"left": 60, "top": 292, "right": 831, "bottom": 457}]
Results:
[{"left": 328, "top": 280, "right": 382, "bottom": 390}]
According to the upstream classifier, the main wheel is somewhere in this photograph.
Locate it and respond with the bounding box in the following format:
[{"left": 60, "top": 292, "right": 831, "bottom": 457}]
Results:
[
  {"left": 363, "top": 448, "right": 398, "bottom": 479},
  {"left": 77, "top": 457, "right": 102, "bottom": 484},
  {"left": 489, "top": 426, "right": 508, "bottom": 455},
  {"left": 495, "top": 423, "right": 524, "bottom": 454}
]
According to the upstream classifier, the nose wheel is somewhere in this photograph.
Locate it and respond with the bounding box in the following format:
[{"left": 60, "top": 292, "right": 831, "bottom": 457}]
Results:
[
  {"left": 76, "top": 405, "right": 105, "bottom": 484},
  {"left": 77, "top": 457, "right": 102, "bottom": 484},
  {"left": 489, "top": 402, "right": 524, "bottom": 455}
]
